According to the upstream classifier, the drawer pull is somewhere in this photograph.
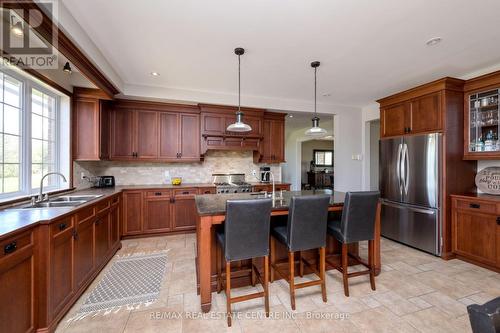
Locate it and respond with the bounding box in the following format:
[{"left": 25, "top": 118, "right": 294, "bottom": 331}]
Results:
[
  {"left": 4, "top": 241, "right": 17, "bottom": 254},
  {"left": 469, "top": 203, "right": 481, "bottom": 209},
  {"left": 95, "top": 219, "right": 101, "bottom": 226},
  {"left": 204, "top": 191, "right": 211, "bottom": 194},
  {"left": 59, "top": 223, "right": 67, "bottom": 231},
  {"left": 155, "top": 192, "right": 162, "bottom": 196},
  {"left": 497, "top": 217, "right": 500, "bottom": 225},
  {"left": 182, "top": 191, "right": 189, "bottom": 195}
]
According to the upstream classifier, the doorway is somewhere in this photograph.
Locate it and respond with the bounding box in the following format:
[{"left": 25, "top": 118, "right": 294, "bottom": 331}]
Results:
[{"left": 369, "top": 120, "right": 380, "bottom": 190}]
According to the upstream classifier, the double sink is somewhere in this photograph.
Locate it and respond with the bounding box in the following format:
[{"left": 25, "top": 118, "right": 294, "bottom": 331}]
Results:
[{"left": 17, "top": 194, "right": 104, "bottom": 209}]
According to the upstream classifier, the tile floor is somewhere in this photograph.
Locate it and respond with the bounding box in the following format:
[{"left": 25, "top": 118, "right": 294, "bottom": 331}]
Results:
[{"left": 56, "top": 234, "right": 500, "bottom": 333}]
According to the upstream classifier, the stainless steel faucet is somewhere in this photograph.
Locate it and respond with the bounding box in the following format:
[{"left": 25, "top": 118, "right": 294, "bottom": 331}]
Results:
[
  {"left": 256, "top": 170, "right": 277, "bottom": 201},
  {"left": 37, "top": 172, "right": 67, "bottom": 202}
]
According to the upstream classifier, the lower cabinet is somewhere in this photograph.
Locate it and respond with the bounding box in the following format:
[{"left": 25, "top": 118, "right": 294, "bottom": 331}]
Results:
[
  {"left": 123, "top": 187, "right": 206, "bottom": 236},
  {"left": 94, "top": 212, "right": 110, "bottom": 268},
  {"left": 74, "top": 216, "right": 94, "bottom": 289},
  {"left": 252, "top": 183, "right": 290, "bottom": 192},
  {"left": 109, "top": 202, "right": 120, "bottom": 250},
  {"left": 49, "top": 217, "right": 75, "bottom": 318},
  {"left": 451, "top": 196, "right": 500, "bottom": 270},
  {"left": 0, "top": 230, "right": 36, "bottom": 333},
  {"left": 144, "top": 193, "right": 172, "bottom": 233}
]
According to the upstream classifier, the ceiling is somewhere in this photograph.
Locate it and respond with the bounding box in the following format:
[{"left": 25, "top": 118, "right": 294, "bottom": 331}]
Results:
[{"left": 61, "top": 0, "right": 500, "bottom": 108}]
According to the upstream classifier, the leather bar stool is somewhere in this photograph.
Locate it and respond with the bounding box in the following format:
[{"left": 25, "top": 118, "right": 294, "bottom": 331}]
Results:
[
  {"left": 269, "top": 195, "right": 330, "bottom": 310},
  {"left": 326, "top": 191, "right": 380, "bottom": 297},
  {"left": 215, "top": 198, "right": 273, "bottom": 327}
]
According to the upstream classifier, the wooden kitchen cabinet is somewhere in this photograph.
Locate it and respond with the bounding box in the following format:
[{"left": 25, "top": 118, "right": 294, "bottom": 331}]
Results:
[
  {"left": 256, "top": 112, "right": 285, "bottom": 163},
  {"left": 172, "top": 189, "right": 198, "bottom": 231},
  {"left": 109, "top": 199, "right": 120, "bottom": 250},
  {"left": 380, "top": 102, "right": 408, "bottom": 137},
  {"left": 136, "top": 110, "right": 159, "bottom": 159},
  {"left": 380, "top": 93, "right": 441, "bottom": 138},
  {"left": 74, "top": 216, "right": 94, "bottom": 289},
  {"left": 110, "top": 108, "right": 136, "bottom": 159},
  {"left": 0, "top": 230, "right": 36, "bottom": 333},
  {"left": 72, "top": 88, "right": 112, "bottom": 161},
  {"left": 159, "top": 112, "right": 179, "bottom": 160},
  {"left": 158, "top": 112, "right": 200, "bottom": 161},
  {"left": 144, "top": 191, "right": 173, "bottom": 233},
  {"left": 451, "top": 195, "right": 500, "bottom": 271},
  {"left": 123, "top": 191, "right": 143, "bottom": 235},
  {"left": 49, "top": 217, "right": 75, "bottom": 317},
  {"left": 252, "top": 183, "right": 290, "bottom": 192},
  {"left": 94, "top": 213, "right": 110, "bottom": 268}
]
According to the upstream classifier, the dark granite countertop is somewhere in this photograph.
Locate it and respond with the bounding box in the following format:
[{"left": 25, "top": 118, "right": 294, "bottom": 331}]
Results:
[
  {"left": 195, "top": 189, "right": 345, "bottom": 216},
  {"left": 0, "top": 183, "right": 216, "bottom": 240}
]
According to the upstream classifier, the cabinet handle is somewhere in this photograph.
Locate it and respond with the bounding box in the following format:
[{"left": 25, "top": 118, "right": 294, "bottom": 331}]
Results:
[
  {"left": 170, "top": 197, "right": 175, "bottom": 203},
  {"left": 95, "top": 219, "right": 101, "bottom": 226},
  {"left": 204, "top": 191, "right": 211, "bottom": 194},
  {"left": 4, "top": 241, "right": 17, "bottom": 254},
  {"left": 182, "top": 191, "right": 189, "bottom": 195},
  {"left": 155, "top": 192, "right": 162, "bottom": 196},
  {"left": 179, "top": 153, "right": 182, "bottom": 158},
  {"left": 469, "top": 203, "right": 481, "bottom": 209},
  {"left": 72, "top": 230, "right": 79, "bottom": 240},
  {"left": 497, "top": 217, "right": 500, "bottom": 225},
  {"left": 59, "top": 223, "right": 67, "bottom": 231}
]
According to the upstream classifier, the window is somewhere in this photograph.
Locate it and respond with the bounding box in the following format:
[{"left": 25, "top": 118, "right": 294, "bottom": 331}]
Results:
[
  {"left": 0, "top": 68, "right": 69, "bottom": 201},
  {"left": 313, "top": 149, "right": 333, "bottom": 167}
]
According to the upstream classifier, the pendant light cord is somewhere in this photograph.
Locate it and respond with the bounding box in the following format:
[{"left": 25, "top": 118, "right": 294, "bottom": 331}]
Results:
[
  {"left": 314, "top": 66, "right": 317, "bottom": 117},
  {"left": 238, "top": 54, "right": 241, "bottom": 113}
]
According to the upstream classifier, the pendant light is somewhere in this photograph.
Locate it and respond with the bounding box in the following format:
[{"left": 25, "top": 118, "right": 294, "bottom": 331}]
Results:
[
  {"left": 305, "top": 61, "right": 327, "bottom": 137},
  {"left": 226, "top": 47, "right": 252, "bottom": 132}
]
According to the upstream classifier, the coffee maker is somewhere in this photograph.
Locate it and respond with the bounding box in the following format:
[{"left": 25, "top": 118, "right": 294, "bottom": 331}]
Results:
[{"left": 259, "top": 166, "right": 271, "bottom": 183}]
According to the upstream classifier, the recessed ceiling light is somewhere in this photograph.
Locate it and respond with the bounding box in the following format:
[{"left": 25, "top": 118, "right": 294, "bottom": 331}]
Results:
[
  {"left": 322, "top": 93, "right": 331, "bottom": 97},
  {"left": 426, "top": 37, "right": 442, "bottom": 46},
  {"left": 150, "top": 72, "right": 160, "bottom": 76},
  {"left": 288, "top": 114, "right": 294, "bottom": 118}
]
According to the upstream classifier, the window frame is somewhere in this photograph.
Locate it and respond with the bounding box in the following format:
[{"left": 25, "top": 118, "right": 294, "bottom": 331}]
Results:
[
  {"left": 0, "top": 67, "right": 64, "bottom": 202},
  {"left": 313, "top": 149, "right": 334, "bottom": 167}
]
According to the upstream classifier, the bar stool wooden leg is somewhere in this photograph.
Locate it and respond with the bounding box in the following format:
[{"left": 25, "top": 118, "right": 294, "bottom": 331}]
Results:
[
  {"left": 270, "top": 236, "right": 275, "bottom": 283},
  {"left": 368, "top": 240, "right": 376, "bottom": 291},
  {"left": 216, "top": 243, "right": 222, "bottom": 293},
  {"left": 263, "top": 255, "right": 270, "bottom": 317},
  {"left": 225, "top": 262, "right": 232, "bottom": 327},
  {"left": 289, "top": 251, "right": 296, "bottom": 310},
  {"left": 319, "top": 246, "right": 327, "bottom": 303},
  {"left": 298, "top": 251, "right": 304, "bottom": 277},
  {"left": 341, "top": 243, "right": 349, "bottom": 297},
  {"left": 251, "top": 258, "right": 256, "bottom": 287}
]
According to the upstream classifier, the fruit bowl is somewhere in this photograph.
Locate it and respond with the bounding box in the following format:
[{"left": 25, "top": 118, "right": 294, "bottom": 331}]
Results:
[{"left": 171, "top": 177, "right": 182, "bottom": 185}]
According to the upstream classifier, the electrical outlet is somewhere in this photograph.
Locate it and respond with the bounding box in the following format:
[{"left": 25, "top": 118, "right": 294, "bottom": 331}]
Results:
[
  {"left": 80, "top": 172, "right": 85, "bottom": 180},
  {"left": 252, "top": 170, "right": 257, "bottom": 176}
]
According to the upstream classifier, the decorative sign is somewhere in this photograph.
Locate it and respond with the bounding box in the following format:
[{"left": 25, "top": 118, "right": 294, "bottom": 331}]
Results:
[{"left": 475, "top": 167, "right": 500, "bottom": 195}]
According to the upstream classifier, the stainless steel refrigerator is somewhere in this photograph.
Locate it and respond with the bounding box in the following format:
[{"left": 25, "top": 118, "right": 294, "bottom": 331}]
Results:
[{"left": 379, "top": 133, "right": 442, "bottom": 255}]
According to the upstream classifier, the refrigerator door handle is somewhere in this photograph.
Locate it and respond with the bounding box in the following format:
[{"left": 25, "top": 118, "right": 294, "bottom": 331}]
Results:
[
  {"left": 382, "top": 200, "right": 436, "bottom": 215},
  {"left": 396, "top": 143, "right": 403, "bottom": 196},
  {"left": 403, "top": 143, "right": 409, "bottom": 195}
]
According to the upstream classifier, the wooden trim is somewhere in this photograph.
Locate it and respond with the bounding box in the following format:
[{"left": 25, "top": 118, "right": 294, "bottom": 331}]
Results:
[
  {"left": 377, "top": 77, "right": 464, "bottom": 107},
  {"left": 23, "top": 67, "right": 72, "bottom": 97},
  {"left": 73, "top": 87, "right": 113, "bottom": 100},
  {"left": 198, "top": 103, "right": 265, "bottom": 117},
  {"left": 263, "top": 111, "right": 287, "bottom": 120},
  {"left": 114, "top": 99, "right": 200, "bottom": 113},
  {"left": 1, "top": 1, "right": 120, "bottom": 97},
  {"left": 464, "top": 70, "right": 500, "bottom": 93}
]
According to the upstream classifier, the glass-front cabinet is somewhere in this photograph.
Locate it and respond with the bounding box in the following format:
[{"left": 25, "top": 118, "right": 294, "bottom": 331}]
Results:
[{"left": 466, "top": 88, "right": 500, "bottom": 158}]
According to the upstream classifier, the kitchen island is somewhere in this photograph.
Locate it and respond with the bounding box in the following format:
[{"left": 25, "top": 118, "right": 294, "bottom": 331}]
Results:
[{"left": 195, "top": 189, "right": 381, "bottom": 312}]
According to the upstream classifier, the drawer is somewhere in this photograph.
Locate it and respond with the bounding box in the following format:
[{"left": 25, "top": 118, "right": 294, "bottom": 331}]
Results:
[
  {"left": 275, "top": 184, "right": 290, "bottom": 191},
  {"left": 0, "top": 230, "right": 33, "bottom": 260},
  {"left": 198, "top": 187, "right": 216, "bottom": 194},
  {"left": 51, "top": 217, "right": 74, "bottom": 236},
  {"left": 95, "top": 199, "right": 110, "bottom": 213},
  {"left": 75, "top": 206, "right": 96, "bottom": 223},
  {"left": 145, "top": 190, "right": 171, "bottom": 198},
  {"left": 174, "top": 188, "right": 198, "bottom": 196},
  {"left": 454, "top": 198, "right": 497, "bottom": 214}
]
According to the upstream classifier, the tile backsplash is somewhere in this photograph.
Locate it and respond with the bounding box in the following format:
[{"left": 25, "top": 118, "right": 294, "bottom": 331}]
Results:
[{"left": 73, "top": 150, "right": 281, "bottom": 188}]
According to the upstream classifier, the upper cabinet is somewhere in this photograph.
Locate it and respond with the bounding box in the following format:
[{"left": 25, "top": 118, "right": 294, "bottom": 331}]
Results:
[
  {"left": 378, "top": 78, "right": 463, "bottom": 139},
  {"left": 72, "top": 88, "right": 113, "bottom": 160},
  {"left": 255, "top": 112, "right": 285, "bottom": 164},
  {"left": 463, "top": 71, "right": 500, "bottom": 160},
  {"left": 109, "top": 100, "right": 201, "bottom": 162},
  {"left": 73, "top": 97, "right": 285, "bottom": 163}
]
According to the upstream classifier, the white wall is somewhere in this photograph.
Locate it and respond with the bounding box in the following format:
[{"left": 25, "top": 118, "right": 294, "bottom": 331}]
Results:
[
  {"left": 361, "top": 103, "right": 380, "bottom": 190},
  {"left": 370, "top": 120, "right": 380, "bottom": 190}
]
